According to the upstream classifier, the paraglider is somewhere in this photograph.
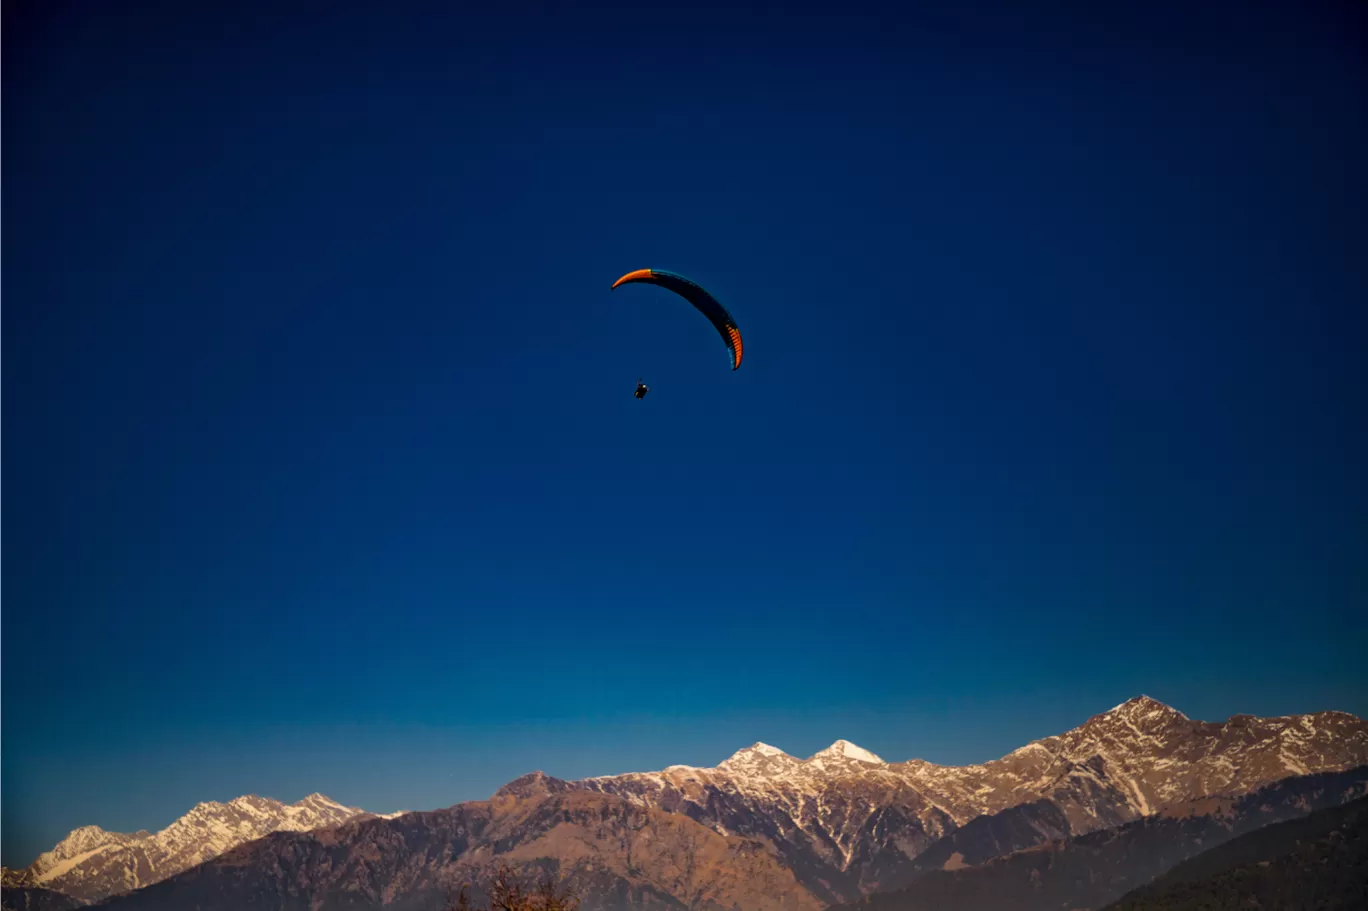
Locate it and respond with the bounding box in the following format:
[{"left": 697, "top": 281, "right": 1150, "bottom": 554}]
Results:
[{"left": 611, "top": 270, "right": 744, "bottom": 391}]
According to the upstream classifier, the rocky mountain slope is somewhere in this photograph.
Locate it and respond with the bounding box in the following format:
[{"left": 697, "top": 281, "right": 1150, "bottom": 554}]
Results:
[
  {"left": 17, "top": 696, "right": 1368, "bottom": 911},
  {"left": 572, "top": 696, "right": 1368, "bottom": 902},
  {"left": 0, "top": 886, "right": 84, "bottom": 911},
  {"left": 88, "top": 776, "right": 821, "bottom": 911},
  {"left": 1101, "top": 793, "right": 1368, "bottom": 910},
  {"left": 81, "top": 763, "right": 1368, "bottom": 911},
  {"left": 1, "top": 794, "right": 385, "bottom": 905},
  {"left": 826, "top": 764, "right": 1368, "bottom": 911}
]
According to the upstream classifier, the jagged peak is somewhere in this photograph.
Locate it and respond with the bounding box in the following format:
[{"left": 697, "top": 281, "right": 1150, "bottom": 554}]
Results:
[
  {"left": 1099, "top": 695, "right": 1189, "bottom": 722},
  {"left": 61, "top": 824, "right": 110, "bottom": 840},
  {"left": 494, "top": 770, "right": 570, "bottom": 799},
  {"left": 720, "top": 742, "right": 796, "bottom": 766},
  {"left": 13, "top": 794, "right": 378, "bottom": 901},
  {"left": 49, "top": 824, "right": 120, "bottom": 855},
  {"left": 183, "top": 793, "right": 349, "bottom": 816},
  {"left": 182, "top": 797, "right": 233, "bottom": 815},
  {"left": 809, "top": 740, "right": 885, "bottom": 764},
  {"left": 1124, "top": 694, "right": 1179, "bottom": 711}
]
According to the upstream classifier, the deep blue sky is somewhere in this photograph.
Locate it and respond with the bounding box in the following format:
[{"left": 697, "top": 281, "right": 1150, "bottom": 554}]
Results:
[{"left": 4, "top": 0, "right": 1366, "bottom": 866}]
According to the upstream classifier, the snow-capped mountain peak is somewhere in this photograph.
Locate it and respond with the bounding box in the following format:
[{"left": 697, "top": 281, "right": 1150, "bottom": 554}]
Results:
[
  {"left": 576, "top": 695, "right": 1368, "bottom": 890},
  {"left": 1099, "top": 695, "right": 1190, "bottom": 724},
  {"left": 18, "top": 698, "right": 1368, "bottom": 911},
  {"left": 809, "top": 740, "right": 885, "bottom": 765},
  {"left": 717, "top": 742, "right": 800, "bottom": 777},
  {"left": 49, "top": 825, "right": 123, "bottom": 858},
  {"left": 8, "top": 793, "right": 375, "bottom": 905}
]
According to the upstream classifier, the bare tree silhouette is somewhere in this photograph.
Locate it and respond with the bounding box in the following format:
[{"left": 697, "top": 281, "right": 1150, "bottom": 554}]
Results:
[{"left": 445, "top": 864, "right": 580, "bottom": 911}]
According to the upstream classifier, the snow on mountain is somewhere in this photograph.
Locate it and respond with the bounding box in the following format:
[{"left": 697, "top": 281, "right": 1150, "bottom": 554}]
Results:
[
  {"left": 810, "top": 740, "right": 886, "bottom": 765},
  {"left": 715, "top": 742, "right": 803, "bottom": 778},
  {"left": 611, "top": 696, "right": 1366, "bottom": 829},
  {"left": 573, "top": 696, "right": 1368, "bottom": 904},
  {"left": 11, "top": 696, "right": 1366, "bottom": 911},
  {"left": 4, "top": 793, "right": 376, "bottom": 905},
  {"left": 82, "top": 784, "right": 827, "bottom": 911}
]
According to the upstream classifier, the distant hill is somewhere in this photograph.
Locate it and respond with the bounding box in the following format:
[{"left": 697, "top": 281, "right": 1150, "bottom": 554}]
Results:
[{"left": 1101, "top": 794, "right": 1368, "bottom": 910}]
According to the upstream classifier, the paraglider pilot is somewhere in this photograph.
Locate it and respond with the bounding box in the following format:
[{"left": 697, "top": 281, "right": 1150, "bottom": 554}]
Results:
[{"left": 634, "top": 380, "right": 649, "bottom": 400}]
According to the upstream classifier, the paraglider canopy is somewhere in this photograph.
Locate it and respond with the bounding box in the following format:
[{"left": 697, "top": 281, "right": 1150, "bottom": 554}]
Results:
[{"left": 611, "top": 268, "right": 743, "bottom": 371}]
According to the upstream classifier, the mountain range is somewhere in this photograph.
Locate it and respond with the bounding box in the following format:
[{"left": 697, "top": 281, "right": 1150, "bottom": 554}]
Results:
[
  {"left": 1, "top": 794, "right": 398, "bottom": 905},
  {"left": 4, "top": 696, "right": 1366, "bottom": 911},
  {"left": 828, "top": 764, "right": 1368, "bottom": 911},
  {"left": 575, "top": 695, "right": 1368, "bottom": 903}
]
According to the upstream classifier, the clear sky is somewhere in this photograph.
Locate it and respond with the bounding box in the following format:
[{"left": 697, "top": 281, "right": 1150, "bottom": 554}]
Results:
[{"left": 3, "top": 0, "right": 1365, "bottom": 867}]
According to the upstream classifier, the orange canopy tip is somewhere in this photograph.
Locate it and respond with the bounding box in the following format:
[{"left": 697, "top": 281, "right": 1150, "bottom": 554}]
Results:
[{"left": 611, "top": 268, "right": 654, "bottom": 290}]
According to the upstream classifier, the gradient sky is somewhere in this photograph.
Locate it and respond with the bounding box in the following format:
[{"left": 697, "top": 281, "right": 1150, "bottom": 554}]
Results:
[{"left": 3, "top": 0, "right": 1366, "bottom": 867}]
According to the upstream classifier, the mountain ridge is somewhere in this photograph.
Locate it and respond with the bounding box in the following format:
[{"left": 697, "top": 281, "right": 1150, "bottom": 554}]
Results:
[
  {"left": 1100, "top": 793, "right": 1368, "bottom": 910},
  {"left": 827, "top": 764, "right": 1368, "bottom": 911},
  {"left": 570, "top": 695, "right": 1368, "bottom": 901},
  {"left": 79, "top": 763, "right": 1368, "bottom": 911},
  {"left": 88, "top": 785, "right": 823, "bottom": 911},
  {"left": 1, "top": 793, "right": 401, "bottom": 905},
  {"left": 13, "top": 696, "right": 1368, "bottom": 910}
]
